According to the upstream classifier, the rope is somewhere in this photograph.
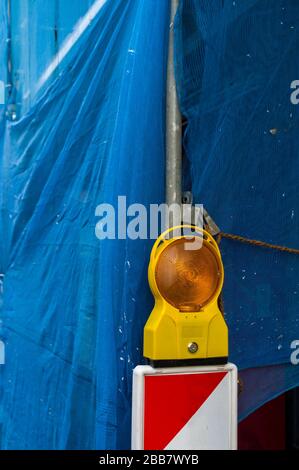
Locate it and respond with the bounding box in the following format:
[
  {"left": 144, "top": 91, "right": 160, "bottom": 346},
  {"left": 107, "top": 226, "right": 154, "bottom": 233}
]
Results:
[
  {"left": 216, "top": 232, "right": 299, "bottom": 255},
  {"left": 203, "top": 223, "right": 299, "bottom": 316},
  {"left": 212, "top": 229, "right": 299, "bottom": 316}
]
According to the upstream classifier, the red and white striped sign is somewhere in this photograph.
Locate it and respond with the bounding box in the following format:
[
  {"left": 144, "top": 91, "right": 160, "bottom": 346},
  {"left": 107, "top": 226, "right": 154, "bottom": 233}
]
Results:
[{"left": 132, "top": 364, "right": 238, "bottom": 450}]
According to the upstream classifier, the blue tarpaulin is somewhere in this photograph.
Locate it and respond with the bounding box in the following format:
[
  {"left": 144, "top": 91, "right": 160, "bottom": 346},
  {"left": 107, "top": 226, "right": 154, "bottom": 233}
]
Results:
[
  {"left": 174, "top": 0, "right": 299, "bottom": 419},
  {"left": 0, "top": 0, "right": 298, "bottom": 449},
  {"left": 0, "top": 0, "right": 168, "bottom": 449}
]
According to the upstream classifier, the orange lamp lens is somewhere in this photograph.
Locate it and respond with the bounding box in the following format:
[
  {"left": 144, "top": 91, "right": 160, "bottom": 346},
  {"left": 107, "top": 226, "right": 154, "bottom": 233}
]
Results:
[{"left": 155, "top": 237, "right": 221, "bottom": 312}]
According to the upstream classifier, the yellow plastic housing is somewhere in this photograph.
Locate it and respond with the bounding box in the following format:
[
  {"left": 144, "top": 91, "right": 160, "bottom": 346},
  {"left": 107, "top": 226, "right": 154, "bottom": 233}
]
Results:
[{"left": 143, "top": 225, "right": 228, "bottom": 362}]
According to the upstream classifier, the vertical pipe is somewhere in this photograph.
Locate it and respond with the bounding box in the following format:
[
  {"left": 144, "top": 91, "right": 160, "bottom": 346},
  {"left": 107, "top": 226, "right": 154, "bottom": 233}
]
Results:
[{"left": 166, "top": 0, "right": 182, "bottom": 208}]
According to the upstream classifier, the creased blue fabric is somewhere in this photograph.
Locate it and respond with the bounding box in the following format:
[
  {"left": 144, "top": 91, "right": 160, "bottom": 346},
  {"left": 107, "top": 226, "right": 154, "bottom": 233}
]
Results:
[
  {"left": 0, "top": 0, "right": 169, "bottom": 449},
  {"left": 175, "top": 0, "right": 299, "bottom": 418}
]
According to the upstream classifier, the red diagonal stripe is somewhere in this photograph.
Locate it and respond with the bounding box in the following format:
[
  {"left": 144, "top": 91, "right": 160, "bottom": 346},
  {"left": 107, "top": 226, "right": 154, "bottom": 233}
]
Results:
[{"left": 144, "top": 371, "right": 227, "bottom": 450}]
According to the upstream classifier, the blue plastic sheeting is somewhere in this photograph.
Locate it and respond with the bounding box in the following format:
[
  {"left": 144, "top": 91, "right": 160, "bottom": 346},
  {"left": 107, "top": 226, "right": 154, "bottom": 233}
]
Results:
[
  {"left": 10, "top": 0, "right": 96, "bottom": 116},
  {"left": 0, "top": 0, "right": 169, "bottom": 449},
  {"left": 175, "top": 0, "right": 299, "bottom": 410}
]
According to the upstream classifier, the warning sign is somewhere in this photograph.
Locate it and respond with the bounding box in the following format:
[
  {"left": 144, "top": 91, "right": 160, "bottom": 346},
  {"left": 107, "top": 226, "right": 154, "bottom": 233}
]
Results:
[{"left": 132, "top": 364, "right": 238, "bottom": 450}]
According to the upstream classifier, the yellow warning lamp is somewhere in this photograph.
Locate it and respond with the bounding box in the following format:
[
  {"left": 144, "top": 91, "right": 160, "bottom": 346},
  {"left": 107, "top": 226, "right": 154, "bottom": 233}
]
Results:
[{"left": 144, "top": 225, "right": 228, "bottom": 366}]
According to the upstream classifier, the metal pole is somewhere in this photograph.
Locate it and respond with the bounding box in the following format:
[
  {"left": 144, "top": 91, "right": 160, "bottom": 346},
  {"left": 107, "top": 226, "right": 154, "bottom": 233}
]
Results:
[{"left": 166, "top": 0, "right": 182, "bottom": 208}]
